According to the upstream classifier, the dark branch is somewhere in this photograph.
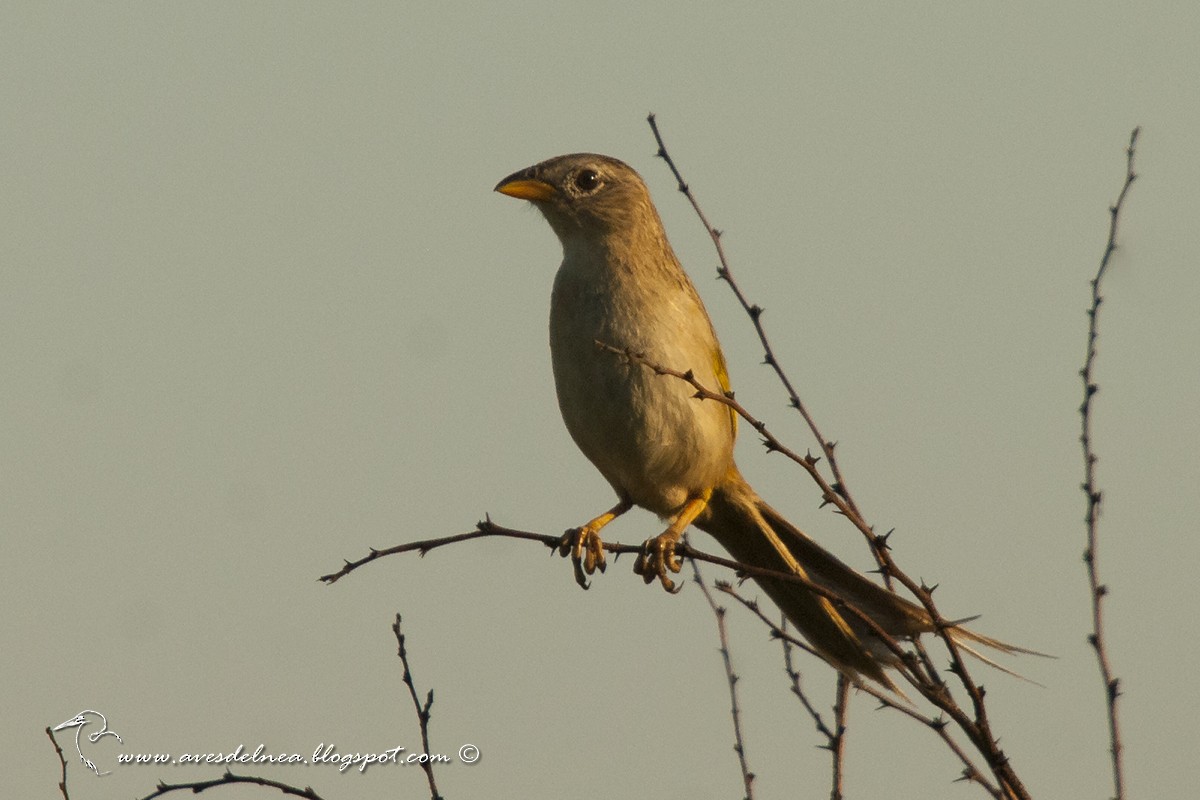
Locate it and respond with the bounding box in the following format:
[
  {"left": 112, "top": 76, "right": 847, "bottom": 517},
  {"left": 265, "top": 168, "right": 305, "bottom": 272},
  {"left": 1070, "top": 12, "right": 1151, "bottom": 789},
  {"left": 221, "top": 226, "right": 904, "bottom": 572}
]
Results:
[
  {"left": 689, "top": 549, "right": 755, "bottom": 800},
  {"left": 138, "top": 770, "right": 327, "bottom": 800},
  {"left": 1079, "top": 126, "right": 1139, "bottom": 800},
  {"left": 45, "top": 727, "right": 71, "bottom": 800},
  {"left": 393, "top": 614, "right": 444, "bottom": 800}
]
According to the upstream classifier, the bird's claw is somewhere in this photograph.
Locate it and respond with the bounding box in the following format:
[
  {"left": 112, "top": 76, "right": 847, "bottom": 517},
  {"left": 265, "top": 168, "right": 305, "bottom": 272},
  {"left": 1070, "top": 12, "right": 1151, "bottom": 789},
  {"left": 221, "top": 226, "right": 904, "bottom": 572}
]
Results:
[
  {"left": 558, "top": 526, "right": 607, "bottom": 589},
  {"left": 633, "top": 532, "right": 683, "bottom": 593}
]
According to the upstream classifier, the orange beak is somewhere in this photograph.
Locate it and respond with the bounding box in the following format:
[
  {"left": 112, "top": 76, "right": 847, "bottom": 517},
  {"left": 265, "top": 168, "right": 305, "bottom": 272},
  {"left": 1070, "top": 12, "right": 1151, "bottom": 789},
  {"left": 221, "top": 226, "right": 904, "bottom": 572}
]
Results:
[{"left": 494, "top": 176, "right": 556, "bottom": 202}]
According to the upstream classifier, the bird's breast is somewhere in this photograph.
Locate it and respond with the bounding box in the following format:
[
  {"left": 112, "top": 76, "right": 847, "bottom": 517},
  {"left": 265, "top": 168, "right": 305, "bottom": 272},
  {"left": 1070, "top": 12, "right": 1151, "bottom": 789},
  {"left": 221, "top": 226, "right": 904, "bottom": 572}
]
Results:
[{"left": 548, "top": 255, "right": 734, "bottom": 516}]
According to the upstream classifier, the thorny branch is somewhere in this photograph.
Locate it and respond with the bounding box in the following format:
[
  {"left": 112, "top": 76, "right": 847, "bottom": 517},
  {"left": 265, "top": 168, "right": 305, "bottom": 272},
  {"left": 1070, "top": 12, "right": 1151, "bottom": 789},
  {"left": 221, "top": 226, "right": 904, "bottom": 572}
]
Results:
[
  {"left": 45, "top": 727, "right": 70, "bottom": 800},
  {"left": 645, "top": 115, "right": 1027, "bottom": 799},
  {"left": 646, "top": 113, "right": 887, "bottom": 584},
  {"left": 138, "top": 771, "right": 327, "bottom": 800},
  {"left": 828, "top": 675, "right": 850, "bottom": 800},
  {"left": 1079, "top": 126, "right": 1139, "bottom": 800},
  {"left": 591, "top": 337, "right": 1021, "bottom": 783},
  {"left": 394, "top": 615, "right": 444, "bottom": 800},
  {"left": 323, "top": 518, "right": 919, "bottom": 685},
  {"left": 724, "top": 584, "right": 1003, "bottom": 799},
  {"left": 689, "top": 550, "right": 756, "bottom": 800},
  {"left": 779, "top": 637, "right": 850, "bottom": 800}
]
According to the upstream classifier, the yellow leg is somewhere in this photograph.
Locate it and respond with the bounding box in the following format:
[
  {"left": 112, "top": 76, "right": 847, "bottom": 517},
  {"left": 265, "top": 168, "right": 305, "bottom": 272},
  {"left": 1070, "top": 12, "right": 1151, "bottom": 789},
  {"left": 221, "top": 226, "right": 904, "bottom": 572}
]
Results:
[
  {"left": 559, "top": 499, "right": 632, "bottom": 589},
  {"left": 633, "top": 495, "right": 709, "bottom": 593}
]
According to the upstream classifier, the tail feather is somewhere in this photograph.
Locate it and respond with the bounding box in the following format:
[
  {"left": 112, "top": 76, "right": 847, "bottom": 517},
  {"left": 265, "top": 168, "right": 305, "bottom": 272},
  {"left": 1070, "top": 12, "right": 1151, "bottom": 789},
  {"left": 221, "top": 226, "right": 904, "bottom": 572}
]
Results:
[{"left": 697, "top": 471, "right": 1037, "bottom": 690}]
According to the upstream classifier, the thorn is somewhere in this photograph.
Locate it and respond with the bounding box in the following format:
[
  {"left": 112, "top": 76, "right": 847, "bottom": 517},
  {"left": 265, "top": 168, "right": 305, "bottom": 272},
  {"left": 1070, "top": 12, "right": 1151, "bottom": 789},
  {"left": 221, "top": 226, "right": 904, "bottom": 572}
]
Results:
[{"left": 749, "top": 305, "right": 763, "bottom": 320}]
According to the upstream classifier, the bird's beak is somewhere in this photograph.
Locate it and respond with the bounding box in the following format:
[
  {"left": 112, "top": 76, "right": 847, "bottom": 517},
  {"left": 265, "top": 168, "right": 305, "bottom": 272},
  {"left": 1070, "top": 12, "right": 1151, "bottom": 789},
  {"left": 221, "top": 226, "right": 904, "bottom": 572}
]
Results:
[
  {"left": 54, "top": 716, "right": 84, "bottom": 731},
  {"left": 494, "top": 171, "right": 557, "bottom": 202}
]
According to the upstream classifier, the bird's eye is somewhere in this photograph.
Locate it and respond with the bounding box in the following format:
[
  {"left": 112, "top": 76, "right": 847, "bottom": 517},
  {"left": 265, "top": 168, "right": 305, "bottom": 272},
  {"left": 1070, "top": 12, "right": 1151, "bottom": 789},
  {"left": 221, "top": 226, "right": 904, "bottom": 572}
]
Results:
[{"left": 573, "top": 169, "right": 602, "bottom": 193}]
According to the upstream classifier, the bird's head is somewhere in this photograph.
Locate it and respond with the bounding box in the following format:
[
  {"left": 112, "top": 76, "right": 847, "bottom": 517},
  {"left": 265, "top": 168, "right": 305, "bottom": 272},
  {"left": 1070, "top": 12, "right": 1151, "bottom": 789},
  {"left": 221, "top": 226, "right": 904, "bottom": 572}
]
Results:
[
  {"left": 53, "top": 713, "right": 89, "bottom": 731},
  {"left": 494, "top": 153, "right": 664, "bottom": 245}
]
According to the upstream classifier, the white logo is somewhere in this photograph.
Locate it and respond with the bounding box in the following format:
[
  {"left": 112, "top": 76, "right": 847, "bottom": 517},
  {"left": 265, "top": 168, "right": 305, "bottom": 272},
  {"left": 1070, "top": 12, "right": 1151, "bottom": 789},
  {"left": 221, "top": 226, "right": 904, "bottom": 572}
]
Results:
[{"left": 53, "top": 710, "right": 123, "bottom": 777}]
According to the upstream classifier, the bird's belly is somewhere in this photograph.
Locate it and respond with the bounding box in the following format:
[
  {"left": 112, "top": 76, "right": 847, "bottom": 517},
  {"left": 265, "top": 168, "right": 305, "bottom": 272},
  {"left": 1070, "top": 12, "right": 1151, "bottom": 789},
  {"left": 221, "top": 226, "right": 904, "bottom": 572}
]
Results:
[{"left": 549, "top": 307, "right": 733, "bottom": 517}]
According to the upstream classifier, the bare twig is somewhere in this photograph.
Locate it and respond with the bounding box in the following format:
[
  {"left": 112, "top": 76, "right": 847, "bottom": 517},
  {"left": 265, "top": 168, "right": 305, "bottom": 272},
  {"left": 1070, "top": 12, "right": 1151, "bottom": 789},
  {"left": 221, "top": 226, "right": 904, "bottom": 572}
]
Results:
[
  {"left": 325, "top": 519, "right": 867, "bottom": 612},
  {"left": 646, "top": 113, "right": 883, "bottom": 579},
  {"left": 778, "top": 614, "right": 847, "bottom": 799},
  {"left": 319, "top": 522, "right": 556, "bottom": 584},
  {"left": 732, "top": 587, "right": 1002, "bottom": 799},
  {"left": 45, "top": 727, "right": 71, "bottom": 800},
  {"left": 393, "top": 614, "right": 444, "bottom": 800},
  {"left": 689, "top": 548, "right": 755, "bottom": 800},
  {"left": 828, "top": 675, "right": 849, "bottom": 800},
  {"left": 323, "top": 518, "right": 927, "bottom": 687},
  {"left": 644, "top": 116, "right": 1030, "bottom": 799},
  {"left": 139, "top": 771, "right": 327, "bottom": 800},
  {"left": 780, "top": 622, "right": 837, "bottom": 725},
  {"left": 1079, "top": 126, "right": 1139, "bottom": 800}
]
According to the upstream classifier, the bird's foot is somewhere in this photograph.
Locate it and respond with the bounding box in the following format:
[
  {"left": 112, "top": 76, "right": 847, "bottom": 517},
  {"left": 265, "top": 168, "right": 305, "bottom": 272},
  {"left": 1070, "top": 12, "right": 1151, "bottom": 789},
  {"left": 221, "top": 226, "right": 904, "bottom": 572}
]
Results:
[
  {"left": 633, "top": 530, "right": 684, "bottom": 593},
  {"left": 558, "top": 525, "right": 607, "bottom": 589},
  {"left": 557, "top": 500, "right": 632, "bottom": 589}
]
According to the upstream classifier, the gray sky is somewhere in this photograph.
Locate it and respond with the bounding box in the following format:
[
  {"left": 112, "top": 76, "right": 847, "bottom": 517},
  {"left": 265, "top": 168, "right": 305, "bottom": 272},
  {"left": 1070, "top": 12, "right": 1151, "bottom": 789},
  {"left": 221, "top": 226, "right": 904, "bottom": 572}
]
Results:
[{"left": 5, "top": 3, "right": 1198, "bottom": 798}]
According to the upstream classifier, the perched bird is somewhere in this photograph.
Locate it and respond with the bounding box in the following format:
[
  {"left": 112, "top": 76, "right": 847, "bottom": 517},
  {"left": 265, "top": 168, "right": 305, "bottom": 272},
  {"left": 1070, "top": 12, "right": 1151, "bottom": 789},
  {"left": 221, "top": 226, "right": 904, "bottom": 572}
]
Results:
[{"left": 495, "top": 153, "right": 1026, "bottom": 689}]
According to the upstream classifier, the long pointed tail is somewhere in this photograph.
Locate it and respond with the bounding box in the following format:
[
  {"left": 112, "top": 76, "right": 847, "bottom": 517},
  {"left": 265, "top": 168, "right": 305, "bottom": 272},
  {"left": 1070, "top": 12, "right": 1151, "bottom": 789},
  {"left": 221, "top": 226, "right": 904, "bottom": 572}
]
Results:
[{"left": 696, "top": 470, "right": 1037, "bottom": 689}]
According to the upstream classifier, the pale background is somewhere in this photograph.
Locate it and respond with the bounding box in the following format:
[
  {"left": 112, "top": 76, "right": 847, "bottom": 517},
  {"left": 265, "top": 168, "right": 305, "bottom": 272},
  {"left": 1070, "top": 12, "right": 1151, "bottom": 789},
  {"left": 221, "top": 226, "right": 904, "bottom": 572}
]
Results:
[{"left": 4, "top": 3, "right": 1198, "bottom": 798}]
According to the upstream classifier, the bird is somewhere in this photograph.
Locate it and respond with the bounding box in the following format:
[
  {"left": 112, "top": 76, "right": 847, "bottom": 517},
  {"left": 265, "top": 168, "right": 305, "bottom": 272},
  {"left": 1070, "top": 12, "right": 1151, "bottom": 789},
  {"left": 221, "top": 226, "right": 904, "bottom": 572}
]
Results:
[
  {"left": 494, "top": 152, "right": 1029, "bottom": 690},
  {"left": 53, "top": 710, "right": 123, "bottom": 776}
]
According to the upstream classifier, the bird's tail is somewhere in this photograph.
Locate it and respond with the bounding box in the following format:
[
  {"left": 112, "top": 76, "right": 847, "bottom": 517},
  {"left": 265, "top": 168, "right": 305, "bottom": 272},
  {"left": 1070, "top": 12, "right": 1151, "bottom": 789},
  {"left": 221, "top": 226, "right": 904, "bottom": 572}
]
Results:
[{"left": 696, "top": 470, "right": 1037, "bottom": 690}]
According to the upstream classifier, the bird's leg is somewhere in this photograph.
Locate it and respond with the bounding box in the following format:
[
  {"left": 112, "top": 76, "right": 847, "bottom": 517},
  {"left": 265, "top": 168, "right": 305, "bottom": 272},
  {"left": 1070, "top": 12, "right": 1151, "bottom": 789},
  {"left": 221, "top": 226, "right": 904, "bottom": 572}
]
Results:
[
  {"left": 634, "top": 496, "right": 708, "bottom": 593},
  {"left": 559, "top": 499, "right": 632, "bottom": 589}
]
